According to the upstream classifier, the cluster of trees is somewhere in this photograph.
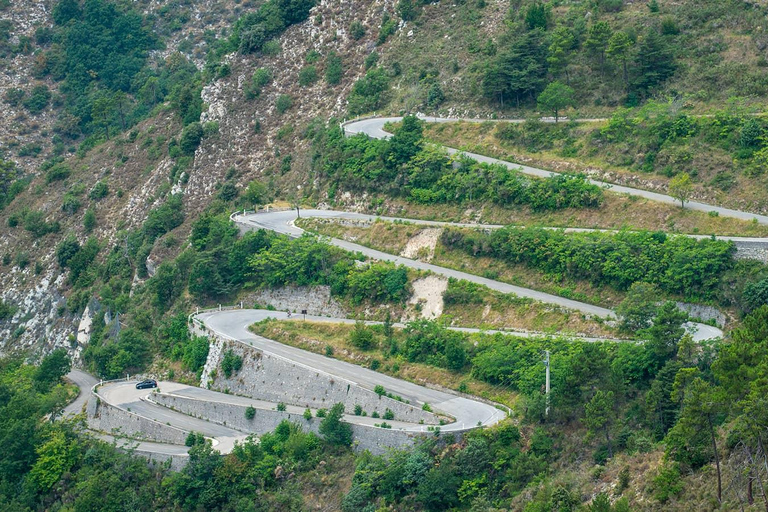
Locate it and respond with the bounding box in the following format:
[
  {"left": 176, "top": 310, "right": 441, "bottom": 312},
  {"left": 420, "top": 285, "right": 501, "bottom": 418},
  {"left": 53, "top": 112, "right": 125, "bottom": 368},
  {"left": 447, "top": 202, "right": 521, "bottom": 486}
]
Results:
[
  {"left": 480, "top": 2, "right": 677, "bottom": 109},
  {"left": 0, "top": 350, "right": 361, "bottom": 511},
  {"left": 342, "top": 300, "right": 730, "bottom": 509},
  {"left": 31, "top": 0, "right": 204, "bottom": 144},
  {"left": 441, "top": 226, "right": 735, "bottom": 300},
  {"left": 313, "top": 116, "right": 603, "bottom": 211},
  {"left": 229, "top": 0, "right": 316, "bottom": 54},
  {"left": 342, "top": 425, "right": 557, "bottom": 511}
]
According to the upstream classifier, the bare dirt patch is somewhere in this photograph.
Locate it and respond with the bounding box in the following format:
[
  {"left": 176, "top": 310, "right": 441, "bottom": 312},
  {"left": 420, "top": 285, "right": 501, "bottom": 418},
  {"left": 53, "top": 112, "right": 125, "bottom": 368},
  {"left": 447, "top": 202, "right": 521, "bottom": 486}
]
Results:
[
  {"left": 407, "top": 275, "right": 448, "bottom": 320},
  {"left": 400, "top": 228, "right": 442, "bottom": 261}
]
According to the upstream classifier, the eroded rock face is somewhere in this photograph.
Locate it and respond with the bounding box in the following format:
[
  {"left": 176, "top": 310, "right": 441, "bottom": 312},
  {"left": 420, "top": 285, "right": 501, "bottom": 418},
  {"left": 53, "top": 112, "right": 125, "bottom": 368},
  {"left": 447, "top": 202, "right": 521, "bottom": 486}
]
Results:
[{"left": 0, "top": 0, "right": 397, "bottom": 358}]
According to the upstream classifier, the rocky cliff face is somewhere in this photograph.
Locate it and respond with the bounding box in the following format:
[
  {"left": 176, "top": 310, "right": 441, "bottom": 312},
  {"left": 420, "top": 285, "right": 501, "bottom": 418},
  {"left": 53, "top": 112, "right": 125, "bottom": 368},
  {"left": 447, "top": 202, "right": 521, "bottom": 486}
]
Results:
[{"left": 0, "top": 0, "right": 400, "bottom": 356}]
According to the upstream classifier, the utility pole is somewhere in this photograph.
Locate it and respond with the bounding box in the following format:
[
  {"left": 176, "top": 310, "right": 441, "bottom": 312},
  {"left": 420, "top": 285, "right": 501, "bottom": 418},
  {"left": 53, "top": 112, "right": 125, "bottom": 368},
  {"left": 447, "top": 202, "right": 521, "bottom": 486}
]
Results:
[{"left": 544, "top": 350, "right": 551, "bottom": 418}]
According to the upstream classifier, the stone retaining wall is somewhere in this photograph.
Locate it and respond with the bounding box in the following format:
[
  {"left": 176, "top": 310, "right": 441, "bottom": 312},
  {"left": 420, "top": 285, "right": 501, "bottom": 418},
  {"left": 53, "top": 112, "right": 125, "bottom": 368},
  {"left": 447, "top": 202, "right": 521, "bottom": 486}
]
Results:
[
  {"left": 734, "top": 241, "right": 768, "bottom": 263},
  {"left": 88, "top": 395, "right": 188, "bottom": 445},
  {"left": 153, "top": 392, "right": 454, "bottom": 455},
  {"left": 206, "top": 339, "right": 439, "bottom": 425}
]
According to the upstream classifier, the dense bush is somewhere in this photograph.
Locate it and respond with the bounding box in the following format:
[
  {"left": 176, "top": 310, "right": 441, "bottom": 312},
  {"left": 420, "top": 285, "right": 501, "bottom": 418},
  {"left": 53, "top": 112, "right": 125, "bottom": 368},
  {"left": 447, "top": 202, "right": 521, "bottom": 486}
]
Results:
[
  {"left": 404, "top": 320, "right": 468, "bottom": 371},
  {"left": 312, "top": 117, "right": 603, "bottom": 211},
  {"left": 441, "top": 226, "right": 734, "bottom": 300},
  {"left": 347, "top": 68, "right": 389, "bottom": 115}
]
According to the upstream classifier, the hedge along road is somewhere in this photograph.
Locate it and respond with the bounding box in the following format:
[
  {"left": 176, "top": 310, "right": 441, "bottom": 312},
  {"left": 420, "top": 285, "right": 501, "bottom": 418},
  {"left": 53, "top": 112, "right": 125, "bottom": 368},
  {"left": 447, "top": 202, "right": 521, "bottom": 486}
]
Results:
[
  {"left": 232, "top": 209, "right": 723, "bottom": 342},
  {"left": 343, "top": 116, "right": 768, "bottom": 226}
]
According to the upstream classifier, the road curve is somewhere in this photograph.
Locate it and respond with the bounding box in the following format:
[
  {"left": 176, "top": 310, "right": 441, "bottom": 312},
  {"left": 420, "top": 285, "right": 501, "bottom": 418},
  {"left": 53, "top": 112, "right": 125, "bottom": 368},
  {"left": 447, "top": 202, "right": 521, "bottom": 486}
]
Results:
[
  {"left": 233, "top": 209, "right": 724, "bottom": 341},
  {"left": 198, "top": 309, "right": 507, "bottom": 432},
  {"left": 344, "top": 116, "right": 768, "bottom": 226}
]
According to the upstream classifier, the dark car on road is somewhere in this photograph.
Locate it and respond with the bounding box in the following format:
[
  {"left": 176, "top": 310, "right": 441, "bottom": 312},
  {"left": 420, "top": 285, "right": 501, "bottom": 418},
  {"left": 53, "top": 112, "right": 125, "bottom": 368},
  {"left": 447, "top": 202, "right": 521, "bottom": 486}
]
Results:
[{"left": 135, "top": 379, "right": 158, "bottom": 390}]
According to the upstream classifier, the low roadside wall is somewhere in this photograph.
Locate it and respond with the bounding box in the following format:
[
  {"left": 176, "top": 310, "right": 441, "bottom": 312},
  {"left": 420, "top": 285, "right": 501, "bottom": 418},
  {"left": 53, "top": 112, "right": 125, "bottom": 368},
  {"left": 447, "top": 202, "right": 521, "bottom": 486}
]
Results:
[{"left": 152, "top": 392, "right": 458, "bottom": 455}]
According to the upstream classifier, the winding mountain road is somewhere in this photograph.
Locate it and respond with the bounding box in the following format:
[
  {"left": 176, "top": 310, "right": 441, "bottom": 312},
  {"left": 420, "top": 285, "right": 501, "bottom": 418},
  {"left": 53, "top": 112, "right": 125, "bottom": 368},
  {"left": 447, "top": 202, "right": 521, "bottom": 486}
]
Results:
[
  {"left": 232, "top": 209, "right": 724, "bottom": 341},
  {"left": 199, "top": 309, "right": 507, "bottom": 432},
  {"left": 343, "top": 116, "right": 768, "bottom": 226},
  {"left": 67, "top": 115, "right": 759, "bottom": 458}
]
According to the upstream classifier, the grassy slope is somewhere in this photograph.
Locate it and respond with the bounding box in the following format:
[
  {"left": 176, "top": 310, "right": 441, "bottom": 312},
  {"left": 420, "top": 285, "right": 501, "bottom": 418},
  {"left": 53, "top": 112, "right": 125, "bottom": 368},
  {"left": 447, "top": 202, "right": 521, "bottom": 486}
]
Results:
[
  {"left": 250, "top": 318, "right": 520, "bottom": 407},
  {"left": 424, "top": 120, "right": 768, "bottom": 216}
]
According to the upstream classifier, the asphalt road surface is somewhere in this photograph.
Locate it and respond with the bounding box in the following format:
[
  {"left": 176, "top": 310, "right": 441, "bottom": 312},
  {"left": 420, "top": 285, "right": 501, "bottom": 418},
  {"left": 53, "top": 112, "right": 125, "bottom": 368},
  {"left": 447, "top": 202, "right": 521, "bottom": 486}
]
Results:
[
  {"left": 199, "top": 309, "right": 507, "bottom": 432},
  {"left": 344, "top": 116, "right": 768, "bottom": 225},
  {"left": 233, "top": 209, "right": 724, "bottom": 341}
]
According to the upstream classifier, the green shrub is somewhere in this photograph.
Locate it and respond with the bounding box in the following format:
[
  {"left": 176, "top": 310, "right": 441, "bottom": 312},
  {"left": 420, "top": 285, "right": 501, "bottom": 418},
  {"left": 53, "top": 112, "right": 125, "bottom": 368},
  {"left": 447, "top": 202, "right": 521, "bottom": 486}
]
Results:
[
  {"left": 303, "top": 408, "right": 312, "bottom": 420},
  {"left": 45, "top": 164, "right": 71, "bottom": 184},
  {"left": 245, "top": 406, "right": 256, "bottom": 419},
  {"left": 23, "top": 210, "right": 59, "bottom": 237},
  {"left": 325, "top": 52, "right": 342, "bottom": 85},
  {"left": 298, "top": 65, "right": 317, "bottom": 86},
  {"left": 245, "top": 68, "right": 271, "bottom": 99},
  {"left": 83, "top": 208, "right": 96, "bottom": 232},
  {"left": 23, "top": 85, "right": 51, "bottom": 114},
  {"left": 276, "top": 94, "right": 293, "bottom": 114},
  {"left": 349, "top": 21, "right": 365, "bottom": 40},
  {"left": 276, "top": 402, "right": 286, "bottom": 412},
  {"left": 179, "top": 122, "right": 204, "bottom": 155},
  {"left": 349, "top": 322, "right": 376, "bottom": 350},
  {"left": 89, "top": 181, "right": 109, "bottom": 200},
  {"left": 221, "top": 350, "right": 243, "bottom": 378},
  {"left": 383, "top": 408, "right": 394, "bottom": 420}
]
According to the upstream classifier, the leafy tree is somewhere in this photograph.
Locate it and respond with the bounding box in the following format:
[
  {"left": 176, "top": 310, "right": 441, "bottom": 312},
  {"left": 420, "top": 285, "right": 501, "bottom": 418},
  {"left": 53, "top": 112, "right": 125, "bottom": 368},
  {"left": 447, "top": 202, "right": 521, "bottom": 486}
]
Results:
[
  {"left": 585, "top": 21, "right": 613, "bottom": 71},
  {"left": 616, "top": 282, "right": 659, "bottom": 331},
  {"left": 181, "top": 336, "right": 210, "bottom": 373},
  {"left": 28, "top": 426, "right": 79, "bottom": 493},
  {"left": 319, "top": 402, "right": 352, "bottom": 446},
  {"left": 585, "top": 390, "right": 615, "bottom": 457},
  {"left": 388, "top": 115, "right": 423, "bottom": 167},
  {"left": 669, "top": 172, "right": 693, "bottom": 207},
  {"left": 348, "top": 68, "right": 389, "bottom": 115},
  {"left": 743, "top": 277, "right": 768, "bottom": 313},
  {"left": 35, "top": 349, "right": 71, "bottom": 391},
  {"left": 607, "top": 31, "right": 633, "bottom": 87},
  {"left": 537, "top": 81, "right": 574, "bottom": 122}
]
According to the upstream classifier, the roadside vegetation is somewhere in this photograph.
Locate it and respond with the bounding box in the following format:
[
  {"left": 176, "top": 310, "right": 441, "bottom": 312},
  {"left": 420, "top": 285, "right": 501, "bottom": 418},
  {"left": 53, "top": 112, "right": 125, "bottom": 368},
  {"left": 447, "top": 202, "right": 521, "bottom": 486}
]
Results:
[{"left": 301, "top": 217, "right": 768, "bottom": 319}]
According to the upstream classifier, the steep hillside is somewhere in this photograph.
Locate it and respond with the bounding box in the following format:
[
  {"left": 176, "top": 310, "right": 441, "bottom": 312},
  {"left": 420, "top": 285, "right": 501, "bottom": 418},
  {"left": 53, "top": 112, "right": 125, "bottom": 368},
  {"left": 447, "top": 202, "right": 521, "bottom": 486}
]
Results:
[{"left": 3, "top": 1, "right": 768, "bottom": 510}]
